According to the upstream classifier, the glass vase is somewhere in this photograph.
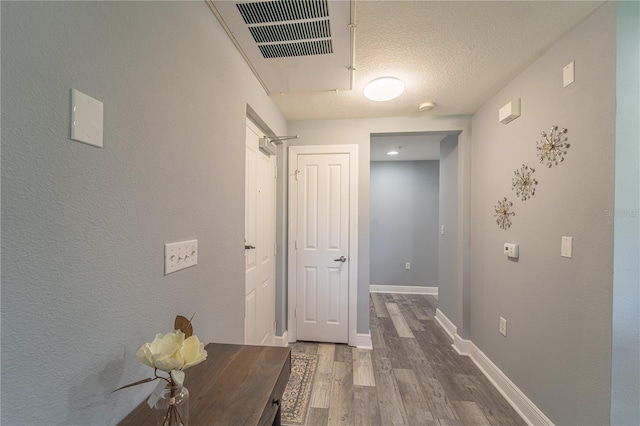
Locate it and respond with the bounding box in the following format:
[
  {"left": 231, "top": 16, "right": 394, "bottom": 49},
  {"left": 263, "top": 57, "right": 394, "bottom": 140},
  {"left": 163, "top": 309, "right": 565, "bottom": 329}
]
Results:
[{"left": 154, "top": 384, "right": 189, "bottom": 426}]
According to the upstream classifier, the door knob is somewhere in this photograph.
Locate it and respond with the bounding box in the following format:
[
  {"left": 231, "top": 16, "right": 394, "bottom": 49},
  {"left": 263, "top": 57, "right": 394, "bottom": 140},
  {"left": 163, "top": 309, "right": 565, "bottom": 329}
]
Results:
[
  {"left": 334, "top": 256, "right": 347, "bottom": 262},
  {"left": 245, "top": 244, "right": 256, "bottom": 250}
]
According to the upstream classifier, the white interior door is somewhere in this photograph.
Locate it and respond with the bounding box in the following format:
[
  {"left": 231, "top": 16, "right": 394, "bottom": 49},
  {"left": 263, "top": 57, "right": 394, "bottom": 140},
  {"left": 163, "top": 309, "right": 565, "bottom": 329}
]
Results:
[
  {"left": 245, "top": 119, "right": 276, "bottom": 346},
  {"left": 292, "top": 151, "right": 351, "bottom": 343}
]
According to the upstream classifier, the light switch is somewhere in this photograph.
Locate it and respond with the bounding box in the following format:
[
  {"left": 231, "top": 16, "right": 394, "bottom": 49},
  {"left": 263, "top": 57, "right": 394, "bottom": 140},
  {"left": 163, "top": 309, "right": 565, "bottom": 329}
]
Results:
[
  {"left": 70, "top": 89, "right": 103, "bottom": 147},
  {"left": 563, "top": 61, "right": 575, "bottom": 88},
  {"left": 561, "top": 236, "right": 573, "bottom": 258},
  {"left": 165, "top": 239, "right": 198, "bottom": 275}
]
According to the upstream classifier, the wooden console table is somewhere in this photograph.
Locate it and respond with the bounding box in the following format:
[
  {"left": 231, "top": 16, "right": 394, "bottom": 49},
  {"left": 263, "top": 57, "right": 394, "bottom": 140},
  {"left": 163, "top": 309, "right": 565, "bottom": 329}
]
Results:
[{"left": 118, "top": 343, "right": 291, "bottom": 426}]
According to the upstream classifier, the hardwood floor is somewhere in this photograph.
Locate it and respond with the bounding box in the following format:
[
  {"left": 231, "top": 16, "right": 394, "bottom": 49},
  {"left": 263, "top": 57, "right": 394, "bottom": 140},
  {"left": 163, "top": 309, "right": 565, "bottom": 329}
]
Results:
[{"left": 289, "top": 293, "right": 526, "bottom": 426}]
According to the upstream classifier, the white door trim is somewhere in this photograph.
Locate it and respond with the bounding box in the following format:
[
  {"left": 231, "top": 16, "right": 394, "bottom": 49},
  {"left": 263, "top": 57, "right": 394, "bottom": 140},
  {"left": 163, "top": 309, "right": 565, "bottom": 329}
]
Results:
[{"left": 288, "top": 144, "right": 359, "bottom": 346}]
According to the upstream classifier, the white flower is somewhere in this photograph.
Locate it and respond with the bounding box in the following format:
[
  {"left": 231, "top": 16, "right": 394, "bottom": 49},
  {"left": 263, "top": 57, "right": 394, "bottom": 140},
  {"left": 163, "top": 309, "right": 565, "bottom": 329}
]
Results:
[
  {"left": 180, "top": 335, "right": 207, "bottom": 370},
  {"left": 136, "top": 330, "right": 185, "bottom": 372},
  {"left": 136, "top": 330, "right": 207, "bottom": 375}
]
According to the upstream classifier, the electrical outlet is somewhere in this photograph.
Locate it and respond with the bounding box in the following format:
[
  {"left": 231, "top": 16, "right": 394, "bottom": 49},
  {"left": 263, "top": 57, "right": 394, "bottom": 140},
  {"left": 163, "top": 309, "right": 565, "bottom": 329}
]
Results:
[
  {"left": 499, "top": 317, "right": 507, "bottom": 337},
  {"left": 405, "top": 262, "right": 411, "bottom": 270}
]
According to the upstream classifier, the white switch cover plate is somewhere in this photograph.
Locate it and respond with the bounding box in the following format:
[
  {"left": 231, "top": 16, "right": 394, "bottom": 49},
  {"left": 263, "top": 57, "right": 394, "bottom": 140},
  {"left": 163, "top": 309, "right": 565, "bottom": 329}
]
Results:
[
  {"left": 70, "top": 89, "right": 103, "bottom": 147},
  {"left": 499, "top": 317, "right": 507, "bottom": 337},
  {"left": 405, "top": 262, "right": 411, "bottom": 270},
  {"left": 561, "top": 236, "right": 573, "bottom": 258},
  {"left": 165, "top": 239, "right": 198, "bottom": 275},
  {"left": 563, "top": 61, "right": 575, "bottom": 87}
]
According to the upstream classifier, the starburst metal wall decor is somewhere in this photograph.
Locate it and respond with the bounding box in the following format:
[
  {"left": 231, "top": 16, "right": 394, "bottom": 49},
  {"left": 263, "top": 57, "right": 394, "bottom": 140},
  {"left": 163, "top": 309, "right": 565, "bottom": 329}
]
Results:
[
  {"left": 512, "top": 164, "right": 538, "bottom": 201},
  {"left": 494, "top": 197, "right": 515, "bottom": 230},
  {"left": 536, "top": 125, "right": 569, "bottom": 167}
]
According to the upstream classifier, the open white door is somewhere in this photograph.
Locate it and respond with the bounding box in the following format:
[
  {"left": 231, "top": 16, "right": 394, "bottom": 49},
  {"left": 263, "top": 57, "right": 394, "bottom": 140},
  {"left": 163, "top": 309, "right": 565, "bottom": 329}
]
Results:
[
  {"left": 245, "top": 119, "right": 276, "bottom": 346},
  {"left": 289, "top": 145, "right": 358, "bottom": 345}
]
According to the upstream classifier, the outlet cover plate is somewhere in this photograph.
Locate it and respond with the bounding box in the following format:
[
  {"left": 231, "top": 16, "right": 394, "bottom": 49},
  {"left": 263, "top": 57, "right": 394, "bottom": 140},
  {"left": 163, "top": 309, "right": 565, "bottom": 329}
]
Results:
[
  {"left": 563, "top": 61, "right": 575, "bottom": 87},
  {"left": 561, "top": 236, "right": 573, "bottom": 258},
  {"left": 165, "top": 239, "right": 198, "bottom": 275},
  {"left": 70, "top": 89, "right": 103, "bottom": 147}
]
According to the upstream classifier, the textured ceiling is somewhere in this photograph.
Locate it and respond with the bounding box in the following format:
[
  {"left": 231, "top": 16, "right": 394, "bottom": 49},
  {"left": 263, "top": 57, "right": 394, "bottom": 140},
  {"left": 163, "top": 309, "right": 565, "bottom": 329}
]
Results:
[{"left": 263, "top": 0, "right": 605, "bottom": 121}]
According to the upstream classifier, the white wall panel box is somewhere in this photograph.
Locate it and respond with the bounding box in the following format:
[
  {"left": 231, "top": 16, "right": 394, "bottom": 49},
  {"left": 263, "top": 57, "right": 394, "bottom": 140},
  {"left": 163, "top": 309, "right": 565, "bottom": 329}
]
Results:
[
  {"left": 504, "top": 243, "right": 519, "bottom": 258},
  {"left": 499, "top": 98, "right": 521, "bottom": 124}
]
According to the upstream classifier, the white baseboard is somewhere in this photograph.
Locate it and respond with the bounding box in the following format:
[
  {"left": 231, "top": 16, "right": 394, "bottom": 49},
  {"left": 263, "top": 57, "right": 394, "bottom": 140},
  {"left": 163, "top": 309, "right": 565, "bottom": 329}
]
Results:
[
  {"left": 370, "top": 285, "right": 438, "bottom": 295},
  {"left": 453, "top": 334, "right": 471, "bottom": 356},
  {"left": 273, "top": 331, "right": 289, "bottom": 347},
  {"left": 353, "top": 332, "right": 373, "bottom": 350},
  {"left": 434, "top": 310, "right": 553, "bottom": 426},
  {"left": 435, "top": 308, "right": 456, "bottom": 341},
  {"left": 469, "top": 343, "right": 554, "bottom": 425}
]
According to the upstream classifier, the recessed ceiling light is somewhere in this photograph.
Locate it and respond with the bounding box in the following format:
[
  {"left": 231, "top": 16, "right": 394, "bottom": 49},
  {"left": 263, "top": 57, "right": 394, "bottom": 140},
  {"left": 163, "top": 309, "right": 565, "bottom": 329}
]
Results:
[
  {"left": 364, "top": 77, "right": 404, "bottom": 102},
  {"left": 387, "top": 150, "right": 399, "bottom": 156}
]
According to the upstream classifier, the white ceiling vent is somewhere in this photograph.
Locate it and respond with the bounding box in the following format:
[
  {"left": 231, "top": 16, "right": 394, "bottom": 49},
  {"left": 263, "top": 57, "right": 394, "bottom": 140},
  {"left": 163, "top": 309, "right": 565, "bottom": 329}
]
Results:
[
  {"left": 210, "top": 0, "right": 352, "bottom": 93},
  {"left": 238, "top": 1, "right": 333, "bottom": 58},
  {"left": 236, "top": 0, "right": 328, "bottom": 24},
  {"left": 246, "top": 18, "right": 333, "bottom": 58}
]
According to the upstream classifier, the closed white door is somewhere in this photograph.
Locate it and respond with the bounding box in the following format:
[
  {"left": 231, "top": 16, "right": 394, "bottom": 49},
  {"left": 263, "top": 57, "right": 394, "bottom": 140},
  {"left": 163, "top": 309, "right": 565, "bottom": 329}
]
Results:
[
  {"left": 293, "top": 152, "right": 350, "bottom": 343},
  {"left": 245, "top": 120, "right": 276, "bottom": 346}
]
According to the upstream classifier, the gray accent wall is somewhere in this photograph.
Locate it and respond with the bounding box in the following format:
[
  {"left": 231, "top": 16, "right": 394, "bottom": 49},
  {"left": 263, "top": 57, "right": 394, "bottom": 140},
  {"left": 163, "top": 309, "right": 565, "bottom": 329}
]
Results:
[
  {"left": 370, "top": 161, "right": 439, "bottom": 287},
  {"left": 469, "top": 3, "right": 615, "bottom": 425},
  {"left": 611, "top": 2, "right": 640, "bottom": 424},
  {"left": 1, "top": 2, "right": 286, "bottom": 424}
]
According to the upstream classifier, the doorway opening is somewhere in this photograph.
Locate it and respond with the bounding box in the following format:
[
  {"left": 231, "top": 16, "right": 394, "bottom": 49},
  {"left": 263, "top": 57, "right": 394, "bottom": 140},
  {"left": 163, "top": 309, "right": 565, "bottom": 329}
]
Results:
[{"left": 369, "top": 132, "right": 459, "bottom": 309}]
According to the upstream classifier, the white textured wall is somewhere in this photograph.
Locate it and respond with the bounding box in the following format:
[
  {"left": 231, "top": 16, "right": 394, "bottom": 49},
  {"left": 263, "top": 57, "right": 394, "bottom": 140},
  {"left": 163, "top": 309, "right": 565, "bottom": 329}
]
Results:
[
  {"left": 370, "top": 161, "right": 439, "bottom": 287},
  {"left": 469, "top": 3, "right": 615, "bottom": 424},
  {"left": 1, "top": 2, "right": 286, "bottom": 424}
]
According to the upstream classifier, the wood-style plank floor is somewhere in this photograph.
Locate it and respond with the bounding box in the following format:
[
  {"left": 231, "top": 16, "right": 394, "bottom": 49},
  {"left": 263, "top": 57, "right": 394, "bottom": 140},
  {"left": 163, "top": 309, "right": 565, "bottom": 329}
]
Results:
[{"left": 289, "top": 293, "right": 526, "bottom": 426}]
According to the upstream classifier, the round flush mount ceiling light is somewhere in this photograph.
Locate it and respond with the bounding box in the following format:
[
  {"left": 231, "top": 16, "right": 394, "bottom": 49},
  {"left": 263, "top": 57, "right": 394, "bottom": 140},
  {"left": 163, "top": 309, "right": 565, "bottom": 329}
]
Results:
[
  {"left": 419, "top": 102, "right": 436, "bottom": 112},
  {"left": 364, "top": 77, "right": 405, "bottom": 101},
  {"left": 387, "top": 146, "right": 402, "bottom": 156}
]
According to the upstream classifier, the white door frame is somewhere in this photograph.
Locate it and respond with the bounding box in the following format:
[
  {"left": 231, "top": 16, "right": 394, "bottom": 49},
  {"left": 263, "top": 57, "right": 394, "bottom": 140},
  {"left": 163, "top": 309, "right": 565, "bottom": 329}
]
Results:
[{"left": 287, "top": 144, "right": 359, "bottom": 346}]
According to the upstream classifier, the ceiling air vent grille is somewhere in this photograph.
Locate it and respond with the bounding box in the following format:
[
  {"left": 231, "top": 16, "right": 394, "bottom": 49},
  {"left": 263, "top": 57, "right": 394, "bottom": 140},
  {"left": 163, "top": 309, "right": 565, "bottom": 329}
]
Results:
[
  {"left": 259, "top": 39, "right": 333, "bottom": 59},
  {"left": 237, "top": 0, "right": 333, "bottom": 59},
  {"left": 249, "top": 20, "right": 331, "bottom": 43},
  {"left": 236, "top": 0, "right": 328, "bottom": 24}
]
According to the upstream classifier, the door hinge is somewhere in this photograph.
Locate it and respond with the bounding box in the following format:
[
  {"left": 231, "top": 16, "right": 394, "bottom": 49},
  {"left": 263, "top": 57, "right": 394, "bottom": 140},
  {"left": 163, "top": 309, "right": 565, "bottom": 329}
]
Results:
[
  {"left": 294, "top": 240, "right": 297, "bottom": 250},
  {"left": 294, "top": 308, "right": 297, "bottom": 318},
  {"left": 275, "top": 166, "right": 278, "bottom": 179},
  {"left": 274, "top": 243, "right": 277, "bottom": 256}
]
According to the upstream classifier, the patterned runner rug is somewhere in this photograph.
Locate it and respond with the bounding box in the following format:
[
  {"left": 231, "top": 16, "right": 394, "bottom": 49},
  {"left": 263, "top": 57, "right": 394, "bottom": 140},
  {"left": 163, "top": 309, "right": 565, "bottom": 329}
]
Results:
[{"left": 281, "top": 353, "right": 318, "bottom": 425}]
